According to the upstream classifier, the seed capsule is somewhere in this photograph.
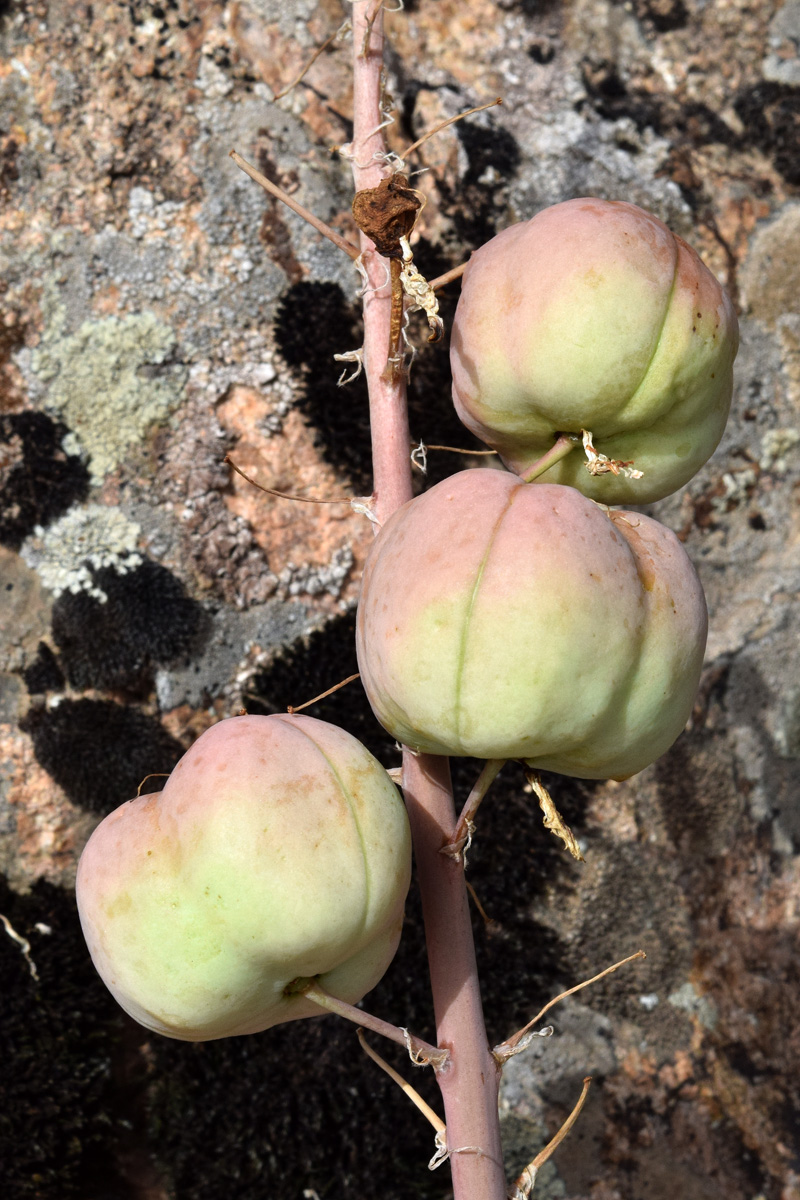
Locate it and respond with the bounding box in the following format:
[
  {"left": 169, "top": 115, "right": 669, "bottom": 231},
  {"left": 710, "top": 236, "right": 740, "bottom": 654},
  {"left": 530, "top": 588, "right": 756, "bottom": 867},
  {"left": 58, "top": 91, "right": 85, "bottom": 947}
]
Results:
[
  {"left": 450, "top": 198, "right": 738, "bottom": 503},
  {"left": 77, "top": 714, "right": 411, "bottom": 1041},
  {"left": 357, "top": 470, "right": 707, "bottom": 779}
]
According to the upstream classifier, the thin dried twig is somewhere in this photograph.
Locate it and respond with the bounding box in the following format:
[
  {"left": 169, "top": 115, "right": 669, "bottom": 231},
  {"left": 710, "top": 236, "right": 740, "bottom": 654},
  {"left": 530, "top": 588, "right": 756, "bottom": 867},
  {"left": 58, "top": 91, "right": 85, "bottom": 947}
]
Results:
[
  {"left": 494, "top": 950, "right": 646, "bottom": 1060},
  {"left": 224, "top": 455, "right": 353, "bottom": 505},
  {"left": 430, "top": 261, "right": 468, "bottom": 291},
  {"left": 404, "top": 98, "right": 503, "bottom": 159},
  {"left": 465, "top": 881, "right": 496, "bottom": 929},
  {"left": 357, "top": 1030, "right": 446, "bottom": 1132},
  {"left": 230, "top": 150, "right": 360, "bottom": 260},
  {"left": 136, "top": 773, "right": 171, "bottom": 796},
  {"left": 287, "top": 673, "right": 361, "bottom": 714},
  {"left": 272, "top": 20, "right": 351, "bottom": 100},
  {"left": 422, "top": 443, "right": 496, "bottom": 455},
  {"left": 508, "top": 1077, "right": 593, "bottom": 1199}
]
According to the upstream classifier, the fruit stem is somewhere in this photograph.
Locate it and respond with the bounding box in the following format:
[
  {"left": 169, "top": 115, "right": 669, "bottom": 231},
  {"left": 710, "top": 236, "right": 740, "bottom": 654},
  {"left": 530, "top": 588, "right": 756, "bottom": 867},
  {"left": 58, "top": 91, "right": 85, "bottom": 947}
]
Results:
[
  {"left": 520, "top": 433, "right": 579, "bottom": 483},
  {"left": 351, "top": 5, "right": 507, "bottom": 1197},
  {"left": 299, "top": 980, "right": 447, "bottom": 1066},
  {"left": 441, "top": 759, "right": 506, "bottom": 862}
]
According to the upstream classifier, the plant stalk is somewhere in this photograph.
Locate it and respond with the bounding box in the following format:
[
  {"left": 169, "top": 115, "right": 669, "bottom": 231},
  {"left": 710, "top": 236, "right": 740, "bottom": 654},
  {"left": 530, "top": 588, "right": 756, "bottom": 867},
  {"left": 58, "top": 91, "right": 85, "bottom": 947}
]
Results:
[
  {"left": 401, "top": 753, "right": 506, "bottom": 1196},
  {"left": 350, "top": 0, "right": 413, "bottom": 522},
  {"left": 351, "top": 5, "right": 506, "bottom": 1196}
]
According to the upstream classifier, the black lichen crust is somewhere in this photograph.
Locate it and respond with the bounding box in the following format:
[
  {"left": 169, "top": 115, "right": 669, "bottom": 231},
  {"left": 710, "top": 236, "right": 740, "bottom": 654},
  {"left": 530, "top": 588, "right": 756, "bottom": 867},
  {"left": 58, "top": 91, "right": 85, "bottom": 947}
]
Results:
[
  {"left": 436, "top": 114, "right": 521, "bottom": 248},
  {"left": 22, "top": 640, "right": 65, "bottom": 695},
  {"left": 51, "top": 558, "right": 209, "bottom": 693},
  {"left": 581, "top": 64, "right": 800, "bottom": 189},
  {"left": 20, "top": 698, "right": 184, "bottom": 813},
  {"left": 580, "top": 58, "right": 736, "bottom": 147},
  {"left": 0, "top": 877, "right": 129, "bottom": 1199},
  {"left": 0, "top": 412, "right": 90, "bottom": 551},
  {"left": 734, "top": 83, "right": 800, "bottom": 187}
]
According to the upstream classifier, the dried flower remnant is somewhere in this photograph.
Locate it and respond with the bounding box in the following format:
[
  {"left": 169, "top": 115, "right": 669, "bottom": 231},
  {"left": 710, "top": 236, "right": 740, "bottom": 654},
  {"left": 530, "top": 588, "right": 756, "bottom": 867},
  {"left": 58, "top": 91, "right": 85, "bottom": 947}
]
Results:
[
  {"left": 526, "top": 771, "right": 585, "bottom": 861},
  {"left": 351, "top": 173, "right": 441, "bottom": 374},
  {"left": 399, "top": 235, "right": 444, "bottom": 344},
  {"left": 351, "top": 174, "right": 422, "bottom": 259}
]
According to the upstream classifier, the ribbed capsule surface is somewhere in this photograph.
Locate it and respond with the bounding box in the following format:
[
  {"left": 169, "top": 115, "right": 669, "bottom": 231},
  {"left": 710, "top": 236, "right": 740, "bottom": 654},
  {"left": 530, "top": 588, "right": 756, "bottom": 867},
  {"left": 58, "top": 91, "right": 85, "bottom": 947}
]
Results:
[
  {"left": 357, "top": 470, "right": 707, "bottom": 779},
  {"left": 450, "top": 198, "right": 738, "bottom": 504},
  {"left": 77, "top": 714, "right": 411, "bottom": 1041}
]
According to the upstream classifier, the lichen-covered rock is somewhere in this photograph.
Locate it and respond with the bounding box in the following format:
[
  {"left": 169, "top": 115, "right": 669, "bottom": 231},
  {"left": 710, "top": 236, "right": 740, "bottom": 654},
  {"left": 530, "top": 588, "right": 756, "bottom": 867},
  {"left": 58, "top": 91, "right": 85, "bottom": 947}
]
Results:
[
  {"left": 30, "top": 311, "right": 188, "bottom": 483},
  {"left": 76, "top": 714, "right": 411, "bottom": 1041},
  {"left": 450, "top": 198, "right": 738, "bottom": 504},
  {"left": 356, "top": 470, "right": 707, "bottom": 779}
]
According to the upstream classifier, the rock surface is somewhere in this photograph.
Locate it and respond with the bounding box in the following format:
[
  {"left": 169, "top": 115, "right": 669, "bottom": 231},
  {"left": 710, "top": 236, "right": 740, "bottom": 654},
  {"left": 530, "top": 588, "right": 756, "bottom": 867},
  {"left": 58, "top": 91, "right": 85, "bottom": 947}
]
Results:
[{"left": 1, "top": 1, "right": 799, "bottom": 1199}]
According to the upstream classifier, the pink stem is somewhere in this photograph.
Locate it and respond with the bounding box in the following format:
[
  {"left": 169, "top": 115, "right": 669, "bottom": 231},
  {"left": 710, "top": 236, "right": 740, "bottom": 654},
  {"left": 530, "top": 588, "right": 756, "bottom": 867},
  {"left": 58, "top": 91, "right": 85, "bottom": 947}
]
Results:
[
  {"left": 351, "top": 6, "right": 506, "bottom": 1197},
  {"left": 402, "top": 754, "right": 506, "bottom": 1196},
  {"left": 350, "top": 1, "right": 413, "bottom": 522}
]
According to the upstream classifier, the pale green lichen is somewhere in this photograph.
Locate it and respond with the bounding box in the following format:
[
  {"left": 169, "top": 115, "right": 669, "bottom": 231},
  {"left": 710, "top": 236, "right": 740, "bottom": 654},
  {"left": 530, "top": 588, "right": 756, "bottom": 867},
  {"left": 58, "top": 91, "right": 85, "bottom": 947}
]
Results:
[
  {"left": 30, "top": 311, "right": 187, "bottom": 482},
  {"left": 668, "top": 981, "right": 718, "bottom": 1031}
]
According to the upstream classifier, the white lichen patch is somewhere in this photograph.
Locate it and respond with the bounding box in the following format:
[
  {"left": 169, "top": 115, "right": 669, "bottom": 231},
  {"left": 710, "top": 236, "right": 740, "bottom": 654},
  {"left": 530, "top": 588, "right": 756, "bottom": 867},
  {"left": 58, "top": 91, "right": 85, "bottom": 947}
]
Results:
[
  {"left": 759, "top": 428, "right": 800, "bottom": 474},
  {"left": 188, "top": 346, "right": 293, "bottom": 436},
  {"left": 276, "top": 546, "right": 354, "bottom": 600},
  {"left": 30, "top": 312, "right": 188, "bottom": 481},
  {"left": 712, "top": 467, "right": 758, "bottom": 515},
  {"left": 21, "top": 505, "right": 143, "bottom": 601},
  {"left": 128, "top": 186, "right": 187, "bottom": 240}
]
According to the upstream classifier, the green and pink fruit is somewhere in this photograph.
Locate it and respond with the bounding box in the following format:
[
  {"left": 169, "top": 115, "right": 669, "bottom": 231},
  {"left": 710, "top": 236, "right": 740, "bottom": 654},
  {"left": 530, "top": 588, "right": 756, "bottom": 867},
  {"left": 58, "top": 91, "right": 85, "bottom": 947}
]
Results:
[
  {"left": 450, "top": 198, "right": 738, "bottom": 504},
  {"left": 76, "top": 714, "right": 411, "bottom": 1041},
  {"left": 356, "top": 470, "right": 707, "bottom": 780}
]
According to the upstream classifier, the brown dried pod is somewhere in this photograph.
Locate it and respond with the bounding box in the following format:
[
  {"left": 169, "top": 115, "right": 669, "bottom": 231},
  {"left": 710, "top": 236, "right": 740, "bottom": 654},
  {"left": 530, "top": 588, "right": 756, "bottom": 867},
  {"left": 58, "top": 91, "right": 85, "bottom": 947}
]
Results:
[{"left": 351, "top": 173, "right": 421, "bottom": 258}]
